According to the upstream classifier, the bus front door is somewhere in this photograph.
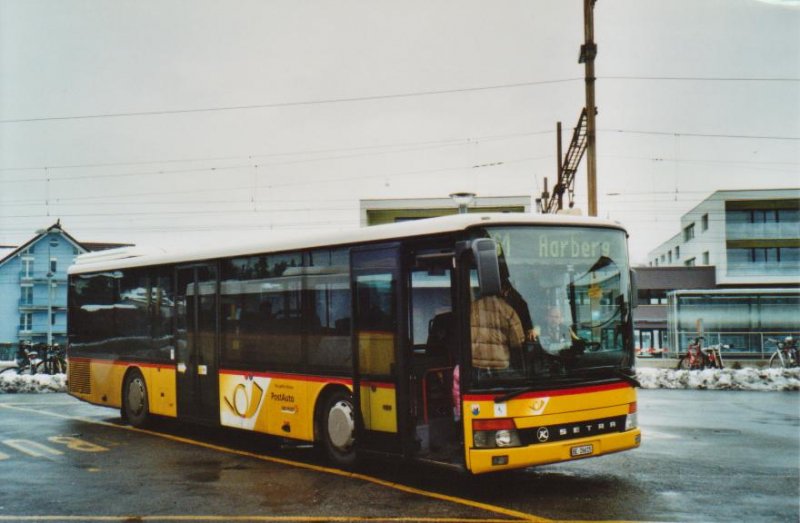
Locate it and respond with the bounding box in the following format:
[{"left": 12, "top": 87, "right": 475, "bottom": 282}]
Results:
[
  {"left": 351, "top": 244, "right": 409, "bottom": 457},
  {"left": 175, "top": 264, "right": 219, "bottom": 424}
]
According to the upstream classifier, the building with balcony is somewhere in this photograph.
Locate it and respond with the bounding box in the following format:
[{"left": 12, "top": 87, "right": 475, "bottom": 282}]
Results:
[
  {"left": 644, "top": 189, "right": 800, "bottom": 358},
  {"left": 647, "top": 189, "right": 800, "bottom": 286},
  {"left": 0, "top": 221, "right": 131, "bottom": 358}
]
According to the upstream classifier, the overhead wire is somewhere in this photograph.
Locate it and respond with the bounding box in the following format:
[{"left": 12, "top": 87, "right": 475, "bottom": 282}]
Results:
[{"left": 0, "top": 78, "right": 582, "bottom": 124}]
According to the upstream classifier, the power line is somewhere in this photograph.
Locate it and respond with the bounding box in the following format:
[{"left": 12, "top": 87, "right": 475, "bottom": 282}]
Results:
[
  {"left": 599, "top": 129, "right": 800, "bottom": 141},
  {"left": 600, "top": 75, "right": 800, "bottom": 83},
  {"left": 0, "top": 130, "right": 551, "bottom": 173},
  {"left": 0, "top": 78, "right": 581, "bottom": 124}
]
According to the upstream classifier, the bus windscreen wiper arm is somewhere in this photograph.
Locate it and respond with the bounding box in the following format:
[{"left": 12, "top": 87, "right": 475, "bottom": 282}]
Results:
[{"left": 615, "top": 369, "right": 641, "bottom": 388}]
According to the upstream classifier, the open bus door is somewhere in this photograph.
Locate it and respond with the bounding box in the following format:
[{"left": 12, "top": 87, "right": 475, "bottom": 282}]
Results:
[{"left": 350, "top": 244, "right": 411, "bottom": 458}]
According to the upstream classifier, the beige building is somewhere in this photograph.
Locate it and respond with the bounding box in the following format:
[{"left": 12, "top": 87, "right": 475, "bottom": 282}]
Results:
[{"left": 360, "top": 195, "right": 532, "bottom": 226}]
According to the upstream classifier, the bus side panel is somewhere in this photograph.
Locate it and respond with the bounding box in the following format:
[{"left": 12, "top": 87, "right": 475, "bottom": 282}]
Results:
[
  {"left": 68, "top": 359, "right": 177, "bottom": 418},
  {"left": 219, "top": 371, "right": 318, "bottom": 441},
  {"left": 463, "top": 384, "right": 640, "bottom": 474},
  {"left": 142, "top": 365, "right": 177, "bottom": 417},
  {"left": 67, "top": 359, "right": 125, "bottom": 409}
]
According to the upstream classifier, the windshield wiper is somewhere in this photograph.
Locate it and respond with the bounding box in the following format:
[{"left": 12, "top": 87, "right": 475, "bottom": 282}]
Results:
[
  {"left": 614, "top": 369, "right": 641, "bottom": 388},
  {"left": 493, "top": 378, "right": 580, "bottom": 403}
]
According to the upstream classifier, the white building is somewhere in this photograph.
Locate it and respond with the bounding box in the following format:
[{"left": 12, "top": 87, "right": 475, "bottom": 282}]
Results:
[{"left": 647, "top": 189, "right": 800, "bottom": 287}]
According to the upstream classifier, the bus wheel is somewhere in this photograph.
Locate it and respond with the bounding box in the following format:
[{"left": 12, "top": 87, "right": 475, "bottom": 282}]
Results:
[
  {"left": 321, "top": 390, "right": 356, "bottom": 467},
  {"left": 123, "top": 369, "right": 150, "bottom": 428}
]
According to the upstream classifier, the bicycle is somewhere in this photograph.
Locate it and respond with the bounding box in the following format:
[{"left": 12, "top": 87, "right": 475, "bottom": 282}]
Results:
[
  {"left": 676, "top": 338, "right": 725, "bottom": 370},
  {"left": 0, "top": 342, "right": 41, "bottom": 376},
  {"left": 35, "top": 343, "right": 67, "bottom": 375},
  {"left": 767, "top": 337, "right": 799, "bottom": 369}
]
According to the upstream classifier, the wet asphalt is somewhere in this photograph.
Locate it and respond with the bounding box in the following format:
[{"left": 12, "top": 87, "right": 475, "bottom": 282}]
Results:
[{"left": 0, "top": 389, "right": 797, "bottom": 522}]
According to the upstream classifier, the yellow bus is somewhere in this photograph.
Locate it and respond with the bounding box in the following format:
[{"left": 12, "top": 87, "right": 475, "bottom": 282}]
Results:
[{"left": 67, "top": 213, "right": 641, "bottom": 474}]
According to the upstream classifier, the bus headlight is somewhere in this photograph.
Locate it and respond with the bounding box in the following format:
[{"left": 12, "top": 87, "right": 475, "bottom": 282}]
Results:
[
  {"left": 472, "top": 419, "right": 522, "bottom": 448},
  {"left": 625, "top": 402, "right": 638, "bottom": 431}
]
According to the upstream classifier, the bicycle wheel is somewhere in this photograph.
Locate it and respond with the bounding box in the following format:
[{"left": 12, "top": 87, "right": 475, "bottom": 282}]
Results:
[
  {"left": 34, "top": 360, "right": 54, "bottom": 375},
  {"left": 676, "top": 356, "right": 689, "bottom": 370},
  {"left": 0, "top": 366, "right": 20, "bottom": 376},
  {"left": 768, "top": 352, "right": 785, "bottom": 369}
]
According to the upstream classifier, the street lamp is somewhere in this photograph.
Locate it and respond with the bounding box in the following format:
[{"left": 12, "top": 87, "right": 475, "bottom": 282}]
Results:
[{"left": 449, "top": 192, "right": 476, "bottom": 214}]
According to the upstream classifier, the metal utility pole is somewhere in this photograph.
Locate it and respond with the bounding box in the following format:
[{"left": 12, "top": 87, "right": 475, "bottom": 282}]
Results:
[
  {"left": 556, "top": 121, "right": 564, "bottom": 211},
  {"left": 537, "top": 1, "right": 598, "bottom": 216},
  {"left": 581, "top": 0, "right": 598, "bottom": 216}
]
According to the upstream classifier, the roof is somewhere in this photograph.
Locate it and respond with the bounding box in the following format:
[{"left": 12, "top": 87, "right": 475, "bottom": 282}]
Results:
[
  {"left": 0, "top": 221, "right": 132, "bottom": 269},
  {"left": 70, "top": 212, "right": 628, "bottom": 275}
]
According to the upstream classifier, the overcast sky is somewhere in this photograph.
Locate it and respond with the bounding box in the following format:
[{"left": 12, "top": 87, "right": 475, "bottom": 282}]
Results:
[{"left": 1, "top": 0, "right": 798, "bottom": 263}]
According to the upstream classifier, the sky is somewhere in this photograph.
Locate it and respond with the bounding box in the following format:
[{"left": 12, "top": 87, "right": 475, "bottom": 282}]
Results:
[{"left": 1, "top": 0, "right": 799, "bottom": 263}]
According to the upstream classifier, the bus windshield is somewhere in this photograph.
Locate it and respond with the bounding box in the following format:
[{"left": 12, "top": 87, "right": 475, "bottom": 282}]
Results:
[{"left": 468, "top": 225, "right": 634, "bottom": 388}]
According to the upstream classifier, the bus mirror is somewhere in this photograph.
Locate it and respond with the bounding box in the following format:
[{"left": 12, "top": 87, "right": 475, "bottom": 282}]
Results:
[
  {"left": 630, "top": 269, "right": 639, "bottom": 309},
  {"left": 472, "top": 239, "right": 501, "bottom": 297}
]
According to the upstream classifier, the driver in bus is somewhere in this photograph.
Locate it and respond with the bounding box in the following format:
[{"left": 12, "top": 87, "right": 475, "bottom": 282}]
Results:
[{"left": 535, "top": 306, "right": 573, "bottom": 354}]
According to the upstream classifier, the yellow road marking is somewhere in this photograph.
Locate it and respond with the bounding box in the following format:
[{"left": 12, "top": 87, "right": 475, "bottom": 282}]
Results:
[
  {"left": 0, "top": 518, "right": 513, "bottom": 522},
  {"left": 0, "top": 403, "right": 644, "bottom": 523}
]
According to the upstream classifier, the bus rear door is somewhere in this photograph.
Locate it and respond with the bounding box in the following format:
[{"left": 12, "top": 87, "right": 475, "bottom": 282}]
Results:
[
  {"left": 175, "top": 263, "right": 220, "bottom": 424},
  {"left": 351, "top": 244, "right": 410, "bottom": 457}
]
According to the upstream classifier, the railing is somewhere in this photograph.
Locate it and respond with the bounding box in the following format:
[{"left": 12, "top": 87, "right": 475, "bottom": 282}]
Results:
[
  {"left": 18, "top": 299, "right": 49, "bottom": 309},
  {"left": 725, "top": 221, "right": 800, "bottom": 241},
  {"left": 671, "top": 330, "right": 799, "bottom": 359}
]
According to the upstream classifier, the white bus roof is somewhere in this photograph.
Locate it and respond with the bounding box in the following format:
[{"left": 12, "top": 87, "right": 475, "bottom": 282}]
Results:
[{"left": 69, "top": 213, "right": 627, "bottom": 275}]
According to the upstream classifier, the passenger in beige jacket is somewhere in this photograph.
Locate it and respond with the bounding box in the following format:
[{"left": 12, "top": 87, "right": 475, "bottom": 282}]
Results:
[{"left": 470, "top": 294, "right": 525, "bottom": 370}]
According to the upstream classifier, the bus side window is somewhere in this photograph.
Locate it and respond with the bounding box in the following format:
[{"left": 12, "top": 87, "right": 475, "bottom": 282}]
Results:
[{"left": 410, "top": 267, "right": 453, "bottom": 362}]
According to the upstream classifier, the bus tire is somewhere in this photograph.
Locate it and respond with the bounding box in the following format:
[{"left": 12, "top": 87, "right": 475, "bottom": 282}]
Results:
[
  {"left": 319, "top": 389, "right": 357, "bottom": 467},
  {"left": 122, "top": 369, "right": 150, "bottom": 428}
]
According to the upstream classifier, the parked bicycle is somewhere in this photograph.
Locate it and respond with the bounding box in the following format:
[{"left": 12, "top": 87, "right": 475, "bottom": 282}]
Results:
[
  {"left": 0, "top": 341, "right": 41, "bottom": 376},
  {"left": 767, "top": 337, "right": 799, "bottom": 369},
  {"left": 35, "top": 343, "right": 67, "bottom": 375},
  {"left": 676, "top": 337, "right": 725, "bottom": 370}
]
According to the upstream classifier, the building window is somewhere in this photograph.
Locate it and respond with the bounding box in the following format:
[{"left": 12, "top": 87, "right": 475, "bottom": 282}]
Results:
[
  {"left": 20, "top": 286, "right": 33, "bottom": 305},
  {"left": 683, "top": 223, "right": 695, "bottom": 242},
  {"left": 20, "top": 313, "right": 32, "bottom": 332},
  {"left": 675, "top": 246, "right": 680, "bottom": 259},
  {"left": 684, "top": 257, "right": 696, "bottom": 267},
  {"left": 50, "top": 258, "right": 58, "bottom": 274},
  {"left": 702, "top": 251, "right": 710, "bottom": 265},
  {"left": 21, "top": 257, "right": 33, "bottom": 278},
  {"left": 668, "top": 251, "right": 673, "bottom": 263},
  {"left": 701, "top": 214, "right": 709, "bottom": 231}
]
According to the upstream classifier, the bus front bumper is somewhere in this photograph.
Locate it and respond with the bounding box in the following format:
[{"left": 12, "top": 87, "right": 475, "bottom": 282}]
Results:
[{"left": 467, "top": 428, "right": 642, "bottom": 474}]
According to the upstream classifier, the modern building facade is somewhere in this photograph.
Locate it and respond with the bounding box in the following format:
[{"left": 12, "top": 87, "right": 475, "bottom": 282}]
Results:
[
  {"left": 633, "top": 266, "right": 716, "bottom": 357},
  {"left": 647, "top": 189, "right": 800, "bottom": 286},
  {"left": 0, "top": 221, "right": 129, "bottom": 359},
  {"left": 645, "top": 189, "right": 800, "bottom": 357}
]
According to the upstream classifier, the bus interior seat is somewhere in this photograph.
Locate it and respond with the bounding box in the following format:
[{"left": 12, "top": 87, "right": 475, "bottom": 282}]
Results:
[{"left": 426, "top": 311, "right": 453, "bottom": 362}]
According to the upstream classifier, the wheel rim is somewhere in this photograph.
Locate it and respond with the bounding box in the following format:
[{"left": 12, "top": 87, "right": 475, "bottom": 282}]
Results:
[
  {"left": 127, "top": 377, "right": 146, "bottom": 416},
  {"left": 327, "top": 399, "right": 355, "bottom": 452}
]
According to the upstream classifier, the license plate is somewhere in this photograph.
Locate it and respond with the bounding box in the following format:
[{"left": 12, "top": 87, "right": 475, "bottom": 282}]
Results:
[{"left": 570, "top": 444, "right": 593, "bottom": 457}]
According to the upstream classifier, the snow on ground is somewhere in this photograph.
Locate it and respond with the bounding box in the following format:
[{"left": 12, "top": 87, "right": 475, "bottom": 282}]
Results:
[
  {"left": 636, "top": 367, "right": 800, "bottom": 391},
  {"left": 0, "top": 372, "right": 68, "bottom": 393},
  {"left": 1, "top": 367, "right": 799, "bottom": 393}
]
